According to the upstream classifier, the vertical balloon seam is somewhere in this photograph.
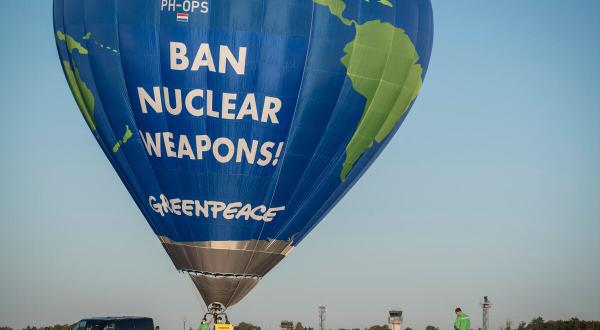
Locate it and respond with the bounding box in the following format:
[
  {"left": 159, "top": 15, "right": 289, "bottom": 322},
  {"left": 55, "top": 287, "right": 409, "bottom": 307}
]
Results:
[
  {"left": 109, "top": 0, "right": 167, "bottom": 237},
  {"left": 267, "top": 87, "right": 339, "bottom": 236},
  {"left": 285, "top": 35, "right": 360, "bottom": 232},
  {"left": 292, "top": 0, "right": 371, "bottom": 221},
  {"left": 280, "top": 2, "right": 376, "bottom": 238},
  {"left": 243, "top": 0, "right": 271, "bottom": 251},
  {"left": 293, "top": 111, "right": 402, "bottom": 244},
  {"left": 226, "top": 0, "right": 326, "bottom": 307},
  {"left": 290, "top": 110, "right": 412, "bottom": 246},
  {"left": 78, "top": 0, "right": 136, "bottom": 218},
  {"left": 418, "top": 0, "right": 433, "bottom": 78},
  {"left": 278, "top": 135, "right": 346, "bottom": 241},
  {"left": 155, "top": 3, "right": 185, "bottom": 241},
  {"left": 58, "top": 2, "right": 96, "bottom": 136},
  {"left": 343, "top": 1, "right": 418, "bottom": 183},
  {"left": 224, "top": 0, "right": 287, "bottom": 308},
  {"left": 381, "top": 21, "right": 424, "bottom": 140},
  {"left": 266, "top": 23, "right": 348, "bottom": 240},
  {"left": 80, "top": 1, "right": 127, "bottom": 165},
  {"left": 96, "top": 0, "right": 165, "bottom": 235},
  {"left": 107, "top": 1, "right": 166, "bottom": 234},
  {"left": 52, "top": 1, "right": 66, "bottom": 107},
  {"left": 296, "top": 115, "right": 409, "bottom": 243},
  {"left": 374, "top": 48, "right": 420, "bottom": 145},
  {"left": 282, "top": 3, "right": 424, "bottom": 245},
  {"left": 260, "top": 0, "right": 320, "bottom": 249},
  {"left": 110, "top": 0, "right": 169, "bottom": 236},
  {"left": 278, "top": 104, "right": 342, "bottom": 233},
  {"left": 258, "top": 0, "right": 319, "bottom": 250},
  {"left": 195, "top": 0, "right": 211, "bottom": 245},
  {"left": 156, "top": 0, "right": 197, "bottom": 247},
  {"left": 114, "top": 0, "right": 181, "bottom": 240},
  {"left": 261, "top": 9, "right": 348, "bottom": 243},
  {"left": 158, "top": 0, "right": 189, "bottom": 245},
  {"left": 358, "top": 10, "right": 400, "bottom": 142},
  {"left": 267, "top": 0, "right": 366, "bottom": 242},
  {"left": 57, "top": 1, "right": 111, "bottom": 167},
  {"left": 239, "top": 0, "right": 312, "bottom": 251},
  {"left": 338, "top": 18, "right": 377, "bottom": 171},
  {"left": 276, "top": 84, "right": 347, "bottom": 237}
]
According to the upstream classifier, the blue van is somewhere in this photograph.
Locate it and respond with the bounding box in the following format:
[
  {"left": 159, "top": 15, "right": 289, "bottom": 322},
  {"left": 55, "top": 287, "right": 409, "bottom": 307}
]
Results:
[{"left": 72, "top": 317, "right": 154, "bottom": 330}]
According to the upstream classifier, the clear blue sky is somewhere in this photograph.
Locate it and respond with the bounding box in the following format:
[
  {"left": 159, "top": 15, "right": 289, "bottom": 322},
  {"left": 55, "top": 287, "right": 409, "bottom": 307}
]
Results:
[{"left": 1, "top": 1, "right": 599, "bottom": 330}]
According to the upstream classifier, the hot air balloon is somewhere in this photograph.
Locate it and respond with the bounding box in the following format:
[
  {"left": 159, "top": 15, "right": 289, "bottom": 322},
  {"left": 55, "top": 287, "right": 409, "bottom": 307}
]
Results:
[{"left": 54, "top": 0, "right": 433, "bottom": 311}]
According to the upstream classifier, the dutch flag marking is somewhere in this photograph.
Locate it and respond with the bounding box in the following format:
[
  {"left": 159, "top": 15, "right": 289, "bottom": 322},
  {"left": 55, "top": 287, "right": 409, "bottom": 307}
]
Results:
[{"left": 176, "top": 13, "right": 189, "bottom": 22}]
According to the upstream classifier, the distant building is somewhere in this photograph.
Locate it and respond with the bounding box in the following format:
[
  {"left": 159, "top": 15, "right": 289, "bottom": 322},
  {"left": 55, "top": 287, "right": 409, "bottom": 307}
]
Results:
[{"left": 281, "top": 321, "right": 294, "bottom": 330}]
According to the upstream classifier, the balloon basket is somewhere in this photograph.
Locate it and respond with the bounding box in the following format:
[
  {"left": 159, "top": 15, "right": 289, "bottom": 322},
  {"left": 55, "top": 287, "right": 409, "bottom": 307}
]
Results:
[{"left": 204, "top": 302, "right": 232, "bottom": 329}]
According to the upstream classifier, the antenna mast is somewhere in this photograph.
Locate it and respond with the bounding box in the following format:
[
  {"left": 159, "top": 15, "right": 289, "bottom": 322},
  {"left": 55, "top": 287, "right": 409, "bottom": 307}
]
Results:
[
  {"left": 319, "top": 306, "right": 326, "bottom": 330},
  {"left": 481, "top": 296, "right": 492, "bottom": 330}
]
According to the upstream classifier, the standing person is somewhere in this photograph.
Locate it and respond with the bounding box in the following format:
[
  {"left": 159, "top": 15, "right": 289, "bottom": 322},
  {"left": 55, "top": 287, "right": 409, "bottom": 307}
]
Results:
[
  {"left": 199, "top": 318, "right": 211, "bottom": 330},
  {"left": 454, "top": 308, "right": 470, "bottom": 330}
]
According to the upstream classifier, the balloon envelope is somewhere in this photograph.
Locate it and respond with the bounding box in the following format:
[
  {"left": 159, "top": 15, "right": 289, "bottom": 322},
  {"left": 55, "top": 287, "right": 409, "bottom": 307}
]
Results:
[{"left": 54, "top": 0, "right": 433, "bottom": 307}]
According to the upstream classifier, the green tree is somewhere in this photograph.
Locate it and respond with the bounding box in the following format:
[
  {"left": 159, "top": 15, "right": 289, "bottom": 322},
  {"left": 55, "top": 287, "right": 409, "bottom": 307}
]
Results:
[
  {"left": 1, "top": 326, "right": 14, "bottom": 330},
  {"left": 528, "top": 317, "right": 545, "bottom": 330},
  {"left": 23, "top": 325, "right": 71, "bottom": 330},
  {"left": 281, "top": 321, "right": 294, "bottom": 330},
  {"left": 367, "top": 325, "right": 390, "bottom": 330},
  {"left": 425, "top": 326, "right": 439, "bottom": 330},
  {"left": 295, "top": 322, "right": 304, "bottom": 330},
  {"left": 514, "top": 317, "right": 600, "bottom": 330},
  {"left": 236, "top": 322, "right": 261, "bottom": 330},
  {"left": 405, "top": 327, "right": 413, "bottom": 330},
  {"left": 50, "top": 326, "right": 71, "bottom": 330}
]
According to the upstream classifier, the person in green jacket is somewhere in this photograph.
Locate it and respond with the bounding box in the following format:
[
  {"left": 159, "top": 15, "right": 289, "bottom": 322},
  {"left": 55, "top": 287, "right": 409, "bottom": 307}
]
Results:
[
  {"left": 454, "top": 308, "right": 470, "bottom": 330},
  {"left": 198, "top": 318, "right": 211, "bottom": 330}
]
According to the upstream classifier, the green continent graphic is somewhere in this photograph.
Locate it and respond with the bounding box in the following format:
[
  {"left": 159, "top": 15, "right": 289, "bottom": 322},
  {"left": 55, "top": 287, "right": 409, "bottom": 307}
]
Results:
[
  {"left": 314, "top": 0, "right": 423, "bottom": 181},
  {"left": 363, "top": 0, "right": 393, "bottom": 6},
  {"left": 378, "top": 0, "right": 393, "bottom": 7},
  {"left": 62, "top": 60, "right": 96, "bottom": 131},
  {"left": 57, "top": 31, "right": 96, "bottom": 131},
  {"left": 112, "top": 125, "right": 133, "bottom": 153},
  {"left": 56, "top": 31, "right": 88, "bottom": 55}
]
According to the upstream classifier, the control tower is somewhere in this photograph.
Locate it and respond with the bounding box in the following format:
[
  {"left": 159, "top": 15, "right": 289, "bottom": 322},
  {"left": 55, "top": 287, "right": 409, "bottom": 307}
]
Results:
[{"left": 388, "top": 311, "right": 403, "bottom": 330}]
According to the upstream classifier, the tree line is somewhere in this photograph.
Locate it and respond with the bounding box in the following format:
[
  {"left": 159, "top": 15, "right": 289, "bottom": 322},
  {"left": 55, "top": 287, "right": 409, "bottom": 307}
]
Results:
[
  {"left": 500, "top": 317, "right": 600, "bottom": 330},
  {"left": 410, "top": 317, "right": 600, "bottom": 330},
  {"left": 2, "top": 317, "right": 599, "bottom": 330},
  {"left": 0, "top": 325, "right": 71, "bottom": 330}
]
